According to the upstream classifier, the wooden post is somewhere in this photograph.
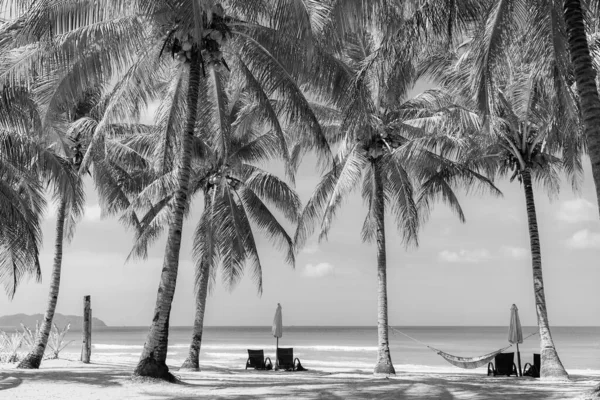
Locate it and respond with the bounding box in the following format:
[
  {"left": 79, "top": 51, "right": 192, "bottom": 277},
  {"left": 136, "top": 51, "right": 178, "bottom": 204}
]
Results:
[{"left": 81, "top": 295, "right": 91, "bottom": 363}]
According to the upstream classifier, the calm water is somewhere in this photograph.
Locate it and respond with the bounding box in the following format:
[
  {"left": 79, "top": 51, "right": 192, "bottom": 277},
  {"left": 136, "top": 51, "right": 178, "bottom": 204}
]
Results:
[{"left": 8, "top": 326, "right": 600, "bottom": 373}]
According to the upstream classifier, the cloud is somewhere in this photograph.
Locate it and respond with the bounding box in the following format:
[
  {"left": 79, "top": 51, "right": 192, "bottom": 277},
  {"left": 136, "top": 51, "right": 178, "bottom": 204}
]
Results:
[
  {"left": 557, "top": 199, "right": 597, "bottom": 223},
  {"left": 438, "top": 249, "right": 491, "bottom": 263},
  {"left": 303, "top": 262, "right": 335, "bottom": 278},
  {"left": 501, "top": 246, "right": 529, "bottom": 260},
  {"left": 565, "top": 229, "right": 600, "bottom": 249},
  {"left": 84, "top": 204, "right": 102, "bottom": 221}
]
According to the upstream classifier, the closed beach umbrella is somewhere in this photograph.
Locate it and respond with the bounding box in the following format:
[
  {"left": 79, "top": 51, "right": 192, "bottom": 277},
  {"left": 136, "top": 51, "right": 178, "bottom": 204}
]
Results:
[
  {"left": 272, "top": 303, "right": 283, "bottom": 369},
  {"left": 509, "top": 304, "right": 523, "bottom": 376}
]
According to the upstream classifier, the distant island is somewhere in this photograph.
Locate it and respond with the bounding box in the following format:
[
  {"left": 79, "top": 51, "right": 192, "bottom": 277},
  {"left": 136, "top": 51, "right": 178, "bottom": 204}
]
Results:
[{"left": 0, "top": 313, "right": 107, "bottom": 329}]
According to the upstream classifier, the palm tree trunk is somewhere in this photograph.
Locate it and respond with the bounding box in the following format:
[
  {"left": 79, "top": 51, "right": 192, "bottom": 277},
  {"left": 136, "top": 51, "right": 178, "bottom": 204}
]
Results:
[
  {"left": 521, "top": 169, "right": 568, "bottom": 380},
  {"left": 17, "top": 199, "right": 67, "bottom": 369},
  {"left": 180, "top": 258, "right": 210, "bottom": 371},
  {"left": 134, "top": 50, "right": 202, "bottom": 381},
  {"left": 373, "top": 159, "right": 395, "bottom": 375},
  {"left": 563, "top": 0, "right": 600, "bottom": 216}
]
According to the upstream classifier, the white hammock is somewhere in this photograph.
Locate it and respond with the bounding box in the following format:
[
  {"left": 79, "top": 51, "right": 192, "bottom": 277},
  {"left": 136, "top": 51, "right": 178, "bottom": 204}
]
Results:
[
  {"left": 429, "top": 346, "right": 511, "bottom": 369},
  {"left": 389, "top": 326, "right": 537, "bottom": 370}
]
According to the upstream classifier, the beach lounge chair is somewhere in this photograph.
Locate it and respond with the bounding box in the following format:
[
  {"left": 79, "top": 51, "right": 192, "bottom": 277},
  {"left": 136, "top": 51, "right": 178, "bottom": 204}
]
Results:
[
  {"left": 523, "top": 353, "right": 540, "bottom": 378},
  {"left": 276, "top": 348, "right": 306, "bottom": 371},
  {"left": 487, "top": 352, "right": 518, "bottom": 377},
  {"left": 245, "top": 349, "right": 273, "bottom": 370}
]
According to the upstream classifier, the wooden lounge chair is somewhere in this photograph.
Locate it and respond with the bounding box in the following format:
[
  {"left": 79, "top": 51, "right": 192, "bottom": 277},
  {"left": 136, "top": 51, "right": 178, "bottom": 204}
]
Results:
[
  {"left": 523, "top": 353, "right": 540, "bottom": 378},
  {"left": 276, "top": 348, "right": 306, "bottom": 371},
  {"left": 245, "top": 349, "right": 273, "bottom": 370},
  {"left": 487, "top": 352, "right": 518, "bottom": 377}
]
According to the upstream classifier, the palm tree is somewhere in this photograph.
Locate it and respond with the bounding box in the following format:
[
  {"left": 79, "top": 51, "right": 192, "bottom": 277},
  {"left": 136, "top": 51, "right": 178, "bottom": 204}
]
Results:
[
  {"left": 119, "top": 72, "right": 300, "bottom": 371},
  {"left": 14, "top": 80, "right": 145, "bottom": 368},
  {"left": 295, "top": 28, "right": 500, "bottom": 374},
  {"left": 422, "top": 41, "right": 583, "bottom": 377},
  {"left": 179, "top": 134, "right": 299, "bottom": 371},
  {"left": 16, "top": 154, "right": 84, "bottom": 369},
  {"left": 0, "top": 106, "right": 82, "bottom": 370}
]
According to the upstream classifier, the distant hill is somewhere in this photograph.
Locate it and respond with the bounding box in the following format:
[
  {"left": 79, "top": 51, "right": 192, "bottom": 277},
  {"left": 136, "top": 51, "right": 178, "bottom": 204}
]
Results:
[{"left": 0, "top": 313, "right": 107, "bottom": 329}]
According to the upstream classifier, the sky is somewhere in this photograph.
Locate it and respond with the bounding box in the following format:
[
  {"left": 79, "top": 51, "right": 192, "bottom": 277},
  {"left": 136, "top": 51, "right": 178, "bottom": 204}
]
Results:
[{"left": 2, "top": 87, "right": 600, "bottom": 328}]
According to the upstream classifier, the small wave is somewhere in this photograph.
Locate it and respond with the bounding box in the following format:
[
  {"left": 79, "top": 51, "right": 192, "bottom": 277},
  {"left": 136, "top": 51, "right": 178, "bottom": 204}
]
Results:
[
  {"left": 94, "top": 344, "right": 143, "bottom": 350},
  {"left": 295, "top": 345, "right": 377, "bottom": 352},
  {"left": 199, "top": 344, "right": 377, "bottom": 352},
  {"left": 93, "top": 344, "right": 189, "bottom": 350}
]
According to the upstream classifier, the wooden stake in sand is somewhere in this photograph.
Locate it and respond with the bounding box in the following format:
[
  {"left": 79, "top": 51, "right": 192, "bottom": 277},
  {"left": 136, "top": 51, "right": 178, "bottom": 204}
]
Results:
[{"left": 81, "top": 295, "right": 92, "bottom": 363}]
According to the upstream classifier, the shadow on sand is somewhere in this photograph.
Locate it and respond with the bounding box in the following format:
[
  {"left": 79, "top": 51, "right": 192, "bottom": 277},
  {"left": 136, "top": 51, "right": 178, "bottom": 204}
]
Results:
[
  {"left": 0, "top": 376, "right": 22, "bottom": 391},
  {"left": 4, "top": 362, "right": 126, "bottom": 388},
  {"left": 2, "top": 362, "right": 595, "bottom": 399},
  {"left": 137, "top": 368, "right": 596, "bottom": 400}
]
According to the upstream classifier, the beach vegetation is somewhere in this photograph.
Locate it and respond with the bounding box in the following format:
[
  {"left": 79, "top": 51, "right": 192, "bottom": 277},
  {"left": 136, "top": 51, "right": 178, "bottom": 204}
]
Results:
[
  {"left": 47, "top": 323, "right": 74, "bottom": 360},
  {"left": 0, "top": 331, "right": 23, "bottom": 363}
]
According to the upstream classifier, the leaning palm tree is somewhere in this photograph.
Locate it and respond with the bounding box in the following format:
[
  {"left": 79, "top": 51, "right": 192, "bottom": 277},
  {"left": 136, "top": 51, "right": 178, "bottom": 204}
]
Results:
[
  {"left": 295, "top": 27, "right": 500, "bottom": 374},
  {"left": 14, "top": 81, "right": 145, "bottom": 369},
  {"left": 15, "top": 148, "right": 84, "bottom": 369},
  {"left": 6, "top": 38, "right": 148, "bottom": 366}
]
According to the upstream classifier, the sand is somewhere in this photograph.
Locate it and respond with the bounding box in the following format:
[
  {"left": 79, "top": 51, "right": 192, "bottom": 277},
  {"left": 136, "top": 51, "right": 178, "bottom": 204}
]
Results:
[{"left": 1, "top": 358, "right": 599, "bottom": 399}]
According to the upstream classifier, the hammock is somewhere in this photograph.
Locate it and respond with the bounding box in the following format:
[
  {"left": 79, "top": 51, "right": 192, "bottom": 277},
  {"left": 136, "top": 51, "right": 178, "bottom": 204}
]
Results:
[
  {"left": 428, "top": 346, "right": 511, "bottom": 369},
  {"left": 389, "top": 326, "right": 537, "bottom": 370}
]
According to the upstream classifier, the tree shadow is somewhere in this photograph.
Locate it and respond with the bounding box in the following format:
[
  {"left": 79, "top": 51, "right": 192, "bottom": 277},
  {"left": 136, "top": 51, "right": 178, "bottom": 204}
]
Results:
[
  {"left": 140, "top": 374, "right": 458, "bottom": 399},
  {"left": 0, "top": 376, "right": 22, "bottom": 391},
  {"left": 4, "top": 364, "right": 126, "bottom": 388},
  {"left": 139, "top": 370, "right": 598, "bottom": 399}
]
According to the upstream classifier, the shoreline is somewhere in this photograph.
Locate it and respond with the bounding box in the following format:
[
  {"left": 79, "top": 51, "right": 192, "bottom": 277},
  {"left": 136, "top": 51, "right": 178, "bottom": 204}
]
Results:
[{"left": 1, "top": 357, "right": 599, "bottom": 399}]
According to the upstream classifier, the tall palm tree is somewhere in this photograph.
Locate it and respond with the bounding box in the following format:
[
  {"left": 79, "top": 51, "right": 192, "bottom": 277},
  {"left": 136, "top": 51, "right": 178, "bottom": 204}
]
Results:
[
  {"left": 128, "top": 3, "right": 333, "bottom": 379},
  {"left": 179, "top": 100, "right": 300, "bottom": 372},
  {"left": 118, "top": 70, "right": 300, "bottom": 371},
  {"left": 13, "top": 79, "right": 144, "bottom": 368},
  {"left": 16, "top": 151, "right": 84, "bottom": 369},
  {"left": 295, "top": 28, "right": 500, "bottom": 374},
  {"left": 422, "top": 43, "right": 582, "bottom": 378}
]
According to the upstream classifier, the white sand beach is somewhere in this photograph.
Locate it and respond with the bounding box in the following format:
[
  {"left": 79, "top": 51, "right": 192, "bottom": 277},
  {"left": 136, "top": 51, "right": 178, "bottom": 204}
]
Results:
[{"left": 1, "top": 358, "right": 599, "bottom": 400}]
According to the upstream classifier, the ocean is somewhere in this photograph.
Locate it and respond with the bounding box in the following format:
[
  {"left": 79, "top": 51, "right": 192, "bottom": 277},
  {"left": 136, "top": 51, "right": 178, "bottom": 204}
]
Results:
[{"left": 11, "top": 326, "right": 600, "bottom": 374}]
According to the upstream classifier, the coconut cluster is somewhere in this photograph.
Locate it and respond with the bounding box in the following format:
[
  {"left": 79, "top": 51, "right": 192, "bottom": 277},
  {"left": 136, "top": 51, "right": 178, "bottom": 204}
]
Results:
[
  {"left": 169, "top": 5, "right": 229, "bottom": 65},
  {"left": 206, "top": 165, "right": 239, "bottom": 189},
  {"left": 358, "top": 132, "right": 399, "bottom": 160}
]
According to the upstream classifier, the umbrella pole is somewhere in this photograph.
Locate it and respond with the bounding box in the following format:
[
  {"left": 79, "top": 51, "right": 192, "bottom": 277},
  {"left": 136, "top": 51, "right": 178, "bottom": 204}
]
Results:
[
  {"left": 275, "top": 337, "right": 279, "bottom": 371},
  {"left": 516, "top": 343, "right": 522, "bottom": 377}
]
